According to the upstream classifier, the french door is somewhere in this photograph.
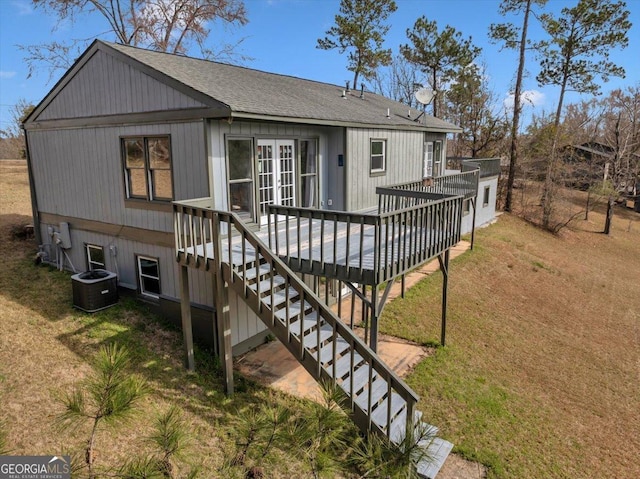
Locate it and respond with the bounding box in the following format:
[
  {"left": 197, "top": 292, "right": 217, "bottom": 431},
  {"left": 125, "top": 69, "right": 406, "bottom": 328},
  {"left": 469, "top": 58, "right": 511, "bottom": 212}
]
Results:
[{"left": 257, "top": 139, "right": 296, "bottom": 224}]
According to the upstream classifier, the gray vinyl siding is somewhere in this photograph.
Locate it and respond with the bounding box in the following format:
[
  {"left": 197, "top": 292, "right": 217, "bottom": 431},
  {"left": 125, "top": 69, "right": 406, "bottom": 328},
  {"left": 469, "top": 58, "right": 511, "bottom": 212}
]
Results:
[
  {"left": 460, "top": 176, "right": 498, "bottom": 235},
  {"left": 28, "top": 121, "right": 207, "bottom": 232},
  {"left": 345, "top": 128, "right": 425, "bottom": 212},
  {"left": 38, "top": 225, "right": 265, "bottom": 347},
  {"left": 36, "top": 50, "right": 206, "bottom": 121},
  {"left": 325, "top": 128, "right": 345, "bottom": 211}
]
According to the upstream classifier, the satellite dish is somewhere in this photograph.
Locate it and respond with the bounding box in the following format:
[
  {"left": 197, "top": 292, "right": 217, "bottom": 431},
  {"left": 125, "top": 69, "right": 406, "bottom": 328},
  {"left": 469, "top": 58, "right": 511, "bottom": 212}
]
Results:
[{"left": 415, "top": 88, "right": 436, "bottom": 105}]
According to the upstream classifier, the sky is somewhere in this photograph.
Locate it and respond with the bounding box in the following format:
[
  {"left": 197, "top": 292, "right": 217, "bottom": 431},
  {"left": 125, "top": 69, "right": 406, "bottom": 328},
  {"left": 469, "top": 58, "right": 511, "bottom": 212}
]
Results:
[{"left": 1, "top": 0, "right": 639, "bottom": 133}]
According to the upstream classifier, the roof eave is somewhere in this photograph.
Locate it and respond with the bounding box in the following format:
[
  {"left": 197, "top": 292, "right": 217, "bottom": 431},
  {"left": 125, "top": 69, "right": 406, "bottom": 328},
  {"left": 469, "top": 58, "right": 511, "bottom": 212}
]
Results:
[{"left": 229, "top": 112, "right": 461, "bottom": 133}]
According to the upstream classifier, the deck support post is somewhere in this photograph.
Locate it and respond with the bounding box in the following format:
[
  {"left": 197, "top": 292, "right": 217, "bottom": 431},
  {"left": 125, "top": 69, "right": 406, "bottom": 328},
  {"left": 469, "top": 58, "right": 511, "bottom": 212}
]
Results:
[
  {"left": 212, "top": 213, "right": 234, "bottom": 396},
  {"left": 470, "top": 197, "right": 477, "bottom": 250},
  {"left": 370, "top": 284, "right": 379, "bottom": 352},
  {"left": 437, "top": 249, "right": 450, "bottom": 347},
  {"left": 362, "top": 284, "right": 369, "bottom": 344},
  {"left": 401, "top": 274, "right": 406, "bottom": 298},
  {"left": 178, "top": 264, "right": 195, "bottom": 372}
]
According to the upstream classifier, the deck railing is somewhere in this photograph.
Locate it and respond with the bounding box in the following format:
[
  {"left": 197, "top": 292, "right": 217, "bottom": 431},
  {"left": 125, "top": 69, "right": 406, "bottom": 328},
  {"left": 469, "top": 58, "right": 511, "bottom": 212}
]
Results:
[
  {"left": 379, "top": 168, "right": 480, "bottom": 208},
  {"left": 173, "top": 203, "right": 420, "bottom": 439},
  {"left": 448, "top": 157, "right": 501, "bottom": 178},
  {"left": 268, "top": 193, "right": 463, "bottom": 285}
]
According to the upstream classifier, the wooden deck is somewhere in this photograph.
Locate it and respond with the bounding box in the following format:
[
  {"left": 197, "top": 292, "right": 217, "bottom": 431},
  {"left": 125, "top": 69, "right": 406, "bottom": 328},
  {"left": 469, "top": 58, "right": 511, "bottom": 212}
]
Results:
[{"left": 175, "top": 194, "right": 463, "bottom": 286}]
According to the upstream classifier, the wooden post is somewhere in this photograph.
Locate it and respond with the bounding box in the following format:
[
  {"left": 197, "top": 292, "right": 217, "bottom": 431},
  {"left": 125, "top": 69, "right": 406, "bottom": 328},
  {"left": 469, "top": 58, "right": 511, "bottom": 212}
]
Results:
[
  {"left": 370, "top": 284, "right": 379, "bottom": 352},
  {"left": 212, "top": 213, "right": 234, "bottom": 396},
  {"left": 470, "top": 197, "right": 477, "bottom": 251},
  {"left": 438, "top": 249, "right": 450, "bottom": 347},
  {"left": 179, "top": 265, "right": 195, "bottom": 371}
]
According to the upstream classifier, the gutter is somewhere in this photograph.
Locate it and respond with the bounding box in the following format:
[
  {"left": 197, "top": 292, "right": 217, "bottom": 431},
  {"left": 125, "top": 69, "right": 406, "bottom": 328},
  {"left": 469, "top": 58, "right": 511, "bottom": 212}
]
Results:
[{"left": 230, "top": 111, "right": 462, "bottom": 134}]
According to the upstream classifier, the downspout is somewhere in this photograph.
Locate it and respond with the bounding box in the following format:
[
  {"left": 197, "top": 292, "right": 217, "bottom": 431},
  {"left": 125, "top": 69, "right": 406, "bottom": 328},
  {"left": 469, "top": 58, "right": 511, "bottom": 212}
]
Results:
[{"left": 22, "top": 126, "right": 41, "bottom": 244}]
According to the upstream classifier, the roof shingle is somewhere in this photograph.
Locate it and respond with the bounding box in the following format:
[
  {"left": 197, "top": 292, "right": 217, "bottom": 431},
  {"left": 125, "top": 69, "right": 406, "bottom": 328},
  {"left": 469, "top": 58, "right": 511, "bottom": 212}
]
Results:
[{"left": 105, "top": 41, "right": 459, "bottom": 132}]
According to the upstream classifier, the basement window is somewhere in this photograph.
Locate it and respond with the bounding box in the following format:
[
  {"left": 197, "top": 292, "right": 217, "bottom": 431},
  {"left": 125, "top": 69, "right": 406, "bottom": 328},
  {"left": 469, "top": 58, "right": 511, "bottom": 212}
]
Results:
[
  {"left": 137, "top": 255, "right": 161, "bottom": 299},
  {"left": 122, "top": 136, "right": 173, "bottom": 202},
  {"left": 370, "top": 139, "right": 386, "bottom": 175},
  {"left": 85, "top": 244, "right": 105, "bottom": 271},
  {"left": 463, "top": 199, "right": 471, "bottom": 216},
  {"left": 483, "top": 186, "right": 491, "bottom": 207}
]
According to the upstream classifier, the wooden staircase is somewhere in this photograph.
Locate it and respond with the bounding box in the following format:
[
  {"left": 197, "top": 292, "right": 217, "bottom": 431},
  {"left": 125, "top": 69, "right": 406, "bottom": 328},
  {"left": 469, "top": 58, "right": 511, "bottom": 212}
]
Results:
[
  {"left": 173, "top": 170, "right": 485, "bottom": 477},
  {"left": 219, "top": 228, "right": 453, "bottom": 478}
]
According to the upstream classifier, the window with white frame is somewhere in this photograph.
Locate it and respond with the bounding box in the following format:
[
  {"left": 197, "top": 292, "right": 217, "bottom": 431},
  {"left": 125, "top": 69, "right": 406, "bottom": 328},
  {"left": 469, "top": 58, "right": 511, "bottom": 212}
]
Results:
[
  {"left": 300, "top": 139, "right": 318, "bottom": 207},
  {"left": 86, "top": 244, "right": 105, "bottom": 271},
  {"left": 137, "top": 255, "right": 160, "bottom": 298},
  {"left": 370, "top": 139, "right": 386, "bottom": 174},
  {"left": 483, "top": 185, "right": 491, "bottom": 207},
  {"left": 228, "top": 138, "right": 255, "bottom": 222},
  {"left": 463, "top": 199, "right": 471, "bottom": 216},
  {"left": 434, "top": 141, "right": 442, "bottom": 177},
  {"left": 122, "top": 136, "right": 173, "bottom": 202},
  {"left": 424, "top": 142, "right": 434, "bottom": 178}
]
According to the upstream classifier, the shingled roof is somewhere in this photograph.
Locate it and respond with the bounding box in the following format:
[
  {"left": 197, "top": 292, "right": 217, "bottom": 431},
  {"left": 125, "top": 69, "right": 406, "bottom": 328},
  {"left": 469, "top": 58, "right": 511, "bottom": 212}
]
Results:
[{"left": 102, "top": 41, "right": 459, "bottom": 133}]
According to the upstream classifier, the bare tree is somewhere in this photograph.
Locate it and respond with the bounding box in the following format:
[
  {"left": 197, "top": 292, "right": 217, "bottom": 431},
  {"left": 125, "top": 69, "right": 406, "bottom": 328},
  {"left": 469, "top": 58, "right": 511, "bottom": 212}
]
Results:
[
  {"left": 22, "top": 0, "right": 248, "bottom": 80},
  {"left": 599, "top": 87, "right": 640, "bottom": 233},
  {"left": 371, "top": 54, "right": 421, "bottom": 108},
  {"left": 0, "top": 100, "right": 35, "bottom": 159}
]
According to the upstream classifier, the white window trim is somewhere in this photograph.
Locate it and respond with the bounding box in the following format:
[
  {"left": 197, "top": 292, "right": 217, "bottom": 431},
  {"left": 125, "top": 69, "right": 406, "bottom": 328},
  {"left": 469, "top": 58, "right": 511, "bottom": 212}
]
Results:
[
  {"left": 370, "top": 139, "right": 387, "bottom": 174},
  {"left": 137, "top": 255, "right": 160, "bottom": 299},
  {"left": 424, "top": 142, "right": 434, "bottom": 178},
  {"left": 86, "top": 244, "right": 105, "bottom": 271},
  {"left": 434, "top": 141, "right": 442, "bottom": 177},
  {"left": 483, "top": 186, "right": 491, "bottom": 207}
]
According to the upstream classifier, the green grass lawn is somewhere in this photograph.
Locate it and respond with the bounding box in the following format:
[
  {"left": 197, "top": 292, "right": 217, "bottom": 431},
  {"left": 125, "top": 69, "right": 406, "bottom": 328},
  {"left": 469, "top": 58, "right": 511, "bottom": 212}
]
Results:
[
  {"left": 2, "top": 161, "right": 638, "bottom": 478},
  {"left": 381, "top": 212, "right": 640, "bottom": 479}
]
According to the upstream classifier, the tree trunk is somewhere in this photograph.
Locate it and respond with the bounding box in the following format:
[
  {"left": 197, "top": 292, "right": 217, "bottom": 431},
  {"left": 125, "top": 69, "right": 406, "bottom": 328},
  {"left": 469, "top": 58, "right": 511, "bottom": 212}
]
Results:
[
  {"left": 505, "top": 0, "right": 533, "bottom": 213},
  {"left": 604, "top": 195, "right": 614, "bottom": 234},
  {"left": 585, "top": 189, "right": 591, "bottom": 220}
]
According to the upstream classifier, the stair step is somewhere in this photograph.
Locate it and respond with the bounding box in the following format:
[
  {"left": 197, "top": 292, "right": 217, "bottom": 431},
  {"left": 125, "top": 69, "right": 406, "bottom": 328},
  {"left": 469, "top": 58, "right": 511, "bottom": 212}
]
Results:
[
  {"left": 343, "top": 362, "right": 375, "bottom": 396},
  {"left": 239, "top": 262, "right": 272, "bottom": 281},
  {"left": 288, "top": 312, "right": 321, "bottom": 337},
  {"left": 333, "top": 350, "right": 366, "bottom": 381},
  {"left": 370, "top": 391, "right": 406, "bottom": 427},
  {"left": 318, "top": 336, "right": 351, "bottom": 366},
  {"left": 248, "top": 275, "right": 287, "bottom": 295},
  {"left": 388, "top": 411, "right": 438, "bottom": 445},
  {"left": 415, "top": 437, "right": 454, "bottom": 479},
  {"left": 303, "top": 323, "right": 334, "bottom": 350},
  {"left": 261, "top": 287, "right": 300, "bottom": 308},
  {"left": 274, "top": 300, "right": 312, "bottom": 323},
  {"left": 353, "top": 375, "right": 388, "bottom": 413}
]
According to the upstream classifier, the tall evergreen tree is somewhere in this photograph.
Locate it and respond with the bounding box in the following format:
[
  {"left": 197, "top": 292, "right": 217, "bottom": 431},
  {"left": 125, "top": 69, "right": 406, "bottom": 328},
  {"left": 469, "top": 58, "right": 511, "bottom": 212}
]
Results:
[
  {"left": 317, "top": 0, "right": 397, "bottom": 89},
  {"left": 490, "top": 0, "right": 547, "bottom": 212},
  {"left": 401, "top": 17, "right": 481, "bottom": 118},
  {"left": 536, "top": 0, "right": 631, "bottom": 229}
]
